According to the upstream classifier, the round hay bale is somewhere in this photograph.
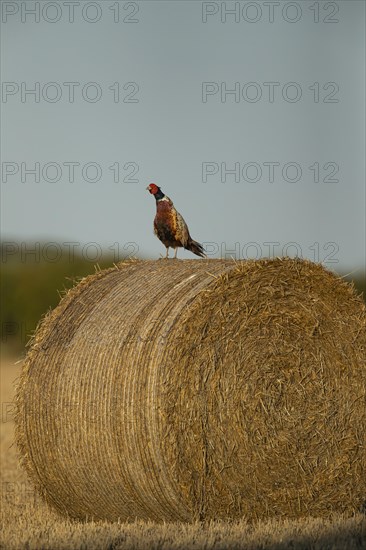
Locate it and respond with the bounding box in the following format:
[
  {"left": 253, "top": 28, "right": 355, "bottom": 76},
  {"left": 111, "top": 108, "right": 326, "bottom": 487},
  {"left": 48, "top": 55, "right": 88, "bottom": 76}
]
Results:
[{"left": 15, "top": 258, "right": 366, "bottom": 522}]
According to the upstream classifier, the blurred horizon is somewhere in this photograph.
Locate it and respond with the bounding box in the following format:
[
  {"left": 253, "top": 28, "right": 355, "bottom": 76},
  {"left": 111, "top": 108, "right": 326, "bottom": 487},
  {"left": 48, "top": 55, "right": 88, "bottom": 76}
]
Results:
[{"left": 1, "top": 239, "right": 365, "bottom": 357}]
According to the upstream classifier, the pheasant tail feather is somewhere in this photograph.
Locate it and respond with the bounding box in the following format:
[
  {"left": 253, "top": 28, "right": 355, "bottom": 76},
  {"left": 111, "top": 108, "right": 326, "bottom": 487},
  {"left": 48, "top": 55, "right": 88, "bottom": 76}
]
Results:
[{"left": 186, "top": 239, "right": 206, "bottom": 258}]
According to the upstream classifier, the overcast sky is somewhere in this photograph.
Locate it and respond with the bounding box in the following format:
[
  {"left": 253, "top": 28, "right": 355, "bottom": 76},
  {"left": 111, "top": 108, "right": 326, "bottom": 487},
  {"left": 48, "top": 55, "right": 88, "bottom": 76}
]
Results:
[{"left": 1, "top": 0, "right": 365, "bottom": 272}]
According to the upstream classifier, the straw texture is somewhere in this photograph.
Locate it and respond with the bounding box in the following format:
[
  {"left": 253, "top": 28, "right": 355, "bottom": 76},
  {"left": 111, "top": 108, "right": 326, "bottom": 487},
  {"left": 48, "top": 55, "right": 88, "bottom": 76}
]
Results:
[{"left": 15, "top": 258, "right": 366, "bottom": 522}]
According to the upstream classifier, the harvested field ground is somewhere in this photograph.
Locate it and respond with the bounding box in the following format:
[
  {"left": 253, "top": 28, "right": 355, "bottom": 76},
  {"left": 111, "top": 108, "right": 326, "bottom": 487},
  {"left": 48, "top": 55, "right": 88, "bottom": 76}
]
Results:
[{"left": 1, "top": 356, "right": 365, "bottom": 550}]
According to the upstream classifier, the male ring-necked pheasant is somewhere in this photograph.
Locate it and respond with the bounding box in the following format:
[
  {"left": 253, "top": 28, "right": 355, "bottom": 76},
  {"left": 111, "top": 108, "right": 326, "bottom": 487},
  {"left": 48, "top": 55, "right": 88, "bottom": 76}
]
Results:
[{"left": 146, "top": 183, "right": 205, "bottom": 259}]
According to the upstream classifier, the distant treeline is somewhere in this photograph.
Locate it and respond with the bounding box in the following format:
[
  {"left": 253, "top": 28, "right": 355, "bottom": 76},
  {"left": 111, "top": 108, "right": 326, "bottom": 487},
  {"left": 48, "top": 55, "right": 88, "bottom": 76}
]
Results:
[
  {"left": 1, "top": 242, "right": 120, "bottom": 354},
  {"left": 1, "top": 242, "right": 365, "bottom": 354}
]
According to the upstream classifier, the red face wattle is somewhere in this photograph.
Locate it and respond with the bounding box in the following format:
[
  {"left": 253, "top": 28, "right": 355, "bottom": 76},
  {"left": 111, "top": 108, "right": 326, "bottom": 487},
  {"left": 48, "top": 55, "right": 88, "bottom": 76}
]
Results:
[{"left": 147, "top": 183, "right": 159, "bottom": 195}]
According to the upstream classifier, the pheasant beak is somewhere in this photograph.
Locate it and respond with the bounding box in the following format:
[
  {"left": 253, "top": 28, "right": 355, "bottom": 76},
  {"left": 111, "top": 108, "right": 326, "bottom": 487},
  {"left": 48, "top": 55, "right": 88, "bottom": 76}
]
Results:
[{"left": 146, "top": 185, "right": 151, "bottom": 192}]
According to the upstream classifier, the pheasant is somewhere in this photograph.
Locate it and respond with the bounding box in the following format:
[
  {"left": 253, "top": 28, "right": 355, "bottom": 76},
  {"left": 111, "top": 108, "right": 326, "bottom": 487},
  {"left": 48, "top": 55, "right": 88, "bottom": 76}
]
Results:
[{"left": 146, "top": 183, "right": 205, "bottom": 259}]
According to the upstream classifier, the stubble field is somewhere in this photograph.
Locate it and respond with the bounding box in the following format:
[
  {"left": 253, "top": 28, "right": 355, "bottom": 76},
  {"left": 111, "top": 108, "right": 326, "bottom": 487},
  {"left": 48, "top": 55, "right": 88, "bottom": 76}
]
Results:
[{"left": 1, "top": 356, "right": 365, "bottom": 550}]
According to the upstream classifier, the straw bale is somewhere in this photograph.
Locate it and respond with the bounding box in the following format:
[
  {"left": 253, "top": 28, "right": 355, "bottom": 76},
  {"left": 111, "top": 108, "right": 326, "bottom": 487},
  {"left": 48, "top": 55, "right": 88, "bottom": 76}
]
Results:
[{"left": 15, "top": 258, "right": 366, "bottom": 522}]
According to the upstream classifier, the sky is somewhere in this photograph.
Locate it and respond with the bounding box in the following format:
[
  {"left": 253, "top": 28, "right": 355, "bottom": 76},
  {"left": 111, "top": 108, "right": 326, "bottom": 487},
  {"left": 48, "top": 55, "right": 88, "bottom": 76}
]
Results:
[{"left": 1, "top": 0, "right": 365, "bottom": 272}]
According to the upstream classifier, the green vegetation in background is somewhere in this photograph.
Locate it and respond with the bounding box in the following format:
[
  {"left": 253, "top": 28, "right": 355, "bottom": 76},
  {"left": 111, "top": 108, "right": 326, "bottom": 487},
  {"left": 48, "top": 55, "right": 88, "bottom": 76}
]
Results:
[
  {"left": 1, "top": 242, "right": 122, "bottom": 355},
  {"left": 1, "top": 242, "right": 365, "bottom": 355}
]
